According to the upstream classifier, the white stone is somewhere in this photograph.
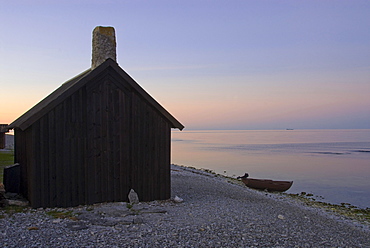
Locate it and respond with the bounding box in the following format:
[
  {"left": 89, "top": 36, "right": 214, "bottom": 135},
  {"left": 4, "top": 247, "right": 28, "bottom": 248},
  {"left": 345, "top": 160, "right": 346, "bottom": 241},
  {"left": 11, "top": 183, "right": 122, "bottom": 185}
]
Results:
[
  {"left": 173, "top": 195, "right": 184, "bottom": 203},
  {"left": 278, "top": 214, "right": 285, "bottom": 220},
  {"left": 128, "top": 189, "right": 139, "bottom": 204}
]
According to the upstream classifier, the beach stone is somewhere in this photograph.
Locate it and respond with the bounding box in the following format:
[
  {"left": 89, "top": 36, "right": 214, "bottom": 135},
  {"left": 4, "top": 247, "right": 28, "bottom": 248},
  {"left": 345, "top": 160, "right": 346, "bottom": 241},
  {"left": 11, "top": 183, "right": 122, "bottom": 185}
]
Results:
[
  {"left": 121, "top": 216, "right": 135, "bottom": 225},
  {"left": 173, "top": 195, "right": 184, "bottom": 203},
  {"left": 100, "top": 208, "right": 130, "bottom": 217},
  {"left": 77, "top": 212, "right": 99, "bottom": 222},
  {"left": 278, "top": 214, "right": 285, "bottom": 220},
  {"left": 141, "top": 208, "right": 167, "bottom": 214},
  {"left": 94, "top": 218, "right": 119, "bottom": 226},
  {"left": 128, "top": 189, "right": 139, "bottom": 204},
  {"left": 7, "top": 199, "right": 29, "bottom": 207},
  {"left": 133, "top": 216, "right": 144, "bottom": 224},
  {"left": 65, "top": 222, "right": 88, "bottom": 231}
]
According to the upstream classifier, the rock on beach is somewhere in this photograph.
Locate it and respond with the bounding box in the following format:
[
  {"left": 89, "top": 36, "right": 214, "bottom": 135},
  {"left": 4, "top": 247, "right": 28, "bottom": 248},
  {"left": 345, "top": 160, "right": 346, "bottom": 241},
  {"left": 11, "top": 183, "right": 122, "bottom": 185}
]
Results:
[{"left": 0, "top": 164, "right": 369, "bottom": 247}]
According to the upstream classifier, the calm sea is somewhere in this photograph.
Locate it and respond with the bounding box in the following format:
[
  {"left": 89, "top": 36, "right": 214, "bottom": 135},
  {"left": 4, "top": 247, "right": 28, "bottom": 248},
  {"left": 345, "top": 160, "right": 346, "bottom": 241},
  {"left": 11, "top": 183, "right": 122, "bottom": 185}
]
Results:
[{"left": 171, "top": 129, "right": 370, "bottom": 209}]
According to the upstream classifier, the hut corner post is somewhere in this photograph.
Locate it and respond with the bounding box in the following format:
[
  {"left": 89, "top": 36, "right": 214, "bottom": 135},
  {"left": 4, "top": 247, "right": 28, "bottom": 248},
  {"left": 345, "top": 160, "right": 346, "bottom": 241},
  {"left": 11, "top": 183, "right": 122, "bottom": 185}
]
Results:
[{"left": 0, "top": 124, "right": 9, "bottom": 149}]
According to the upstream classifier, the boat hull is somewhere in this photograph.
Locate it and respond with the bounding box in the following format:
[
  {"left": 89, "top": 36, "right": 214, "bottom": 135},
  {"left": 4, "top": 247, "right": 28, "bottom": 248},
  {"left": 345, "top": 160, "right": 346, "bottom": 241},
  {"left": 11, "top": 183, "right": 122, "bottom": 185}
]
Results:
[{"left": 241, "top": 178, "right": 293, "bottom": 192}]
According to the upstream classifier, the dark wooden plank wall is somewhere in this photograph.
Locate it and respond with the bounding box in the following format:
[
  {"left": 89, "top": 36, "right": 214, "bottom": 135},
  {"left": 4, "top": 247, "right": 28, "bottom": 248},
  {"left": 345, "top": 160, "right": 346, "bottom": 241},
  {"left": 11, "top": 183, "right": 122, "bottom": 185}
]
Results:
[
  {"left": 130, "top": 93, "right": 171, "bottom": 201},
  {"left": 15, "top": 73, "right": 172, "bottom": 208},
  {"left": 0, "top": 124, "right": 8, "bottom": 149},
  {"left": 0, "top": 133, "right": 5, "bottom": 149},
  {"left": 14, "top": 128, "right": 31, "bottom": 198},
  {"left": 20, "top": 87, "right": 88, "bottom": 208},
  {"left": 85, "top": 76, "right": 133, "bottom": 205}
]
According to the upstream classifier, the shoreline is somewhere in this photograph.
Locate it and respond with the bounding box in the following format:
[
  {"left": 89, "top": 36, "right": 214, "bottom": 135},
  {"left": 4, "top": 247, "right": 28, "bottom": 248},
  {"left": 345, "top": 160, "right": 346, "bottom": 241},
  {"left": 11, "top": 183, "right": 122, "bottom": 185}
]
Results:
[
  {"left": 174, "top": 164, "right": 370, "bottom": 225},
  {"left": 1, "top": 164, "right": 369, "bottom": 247},
  {"left": 172, "top": 129, "right": 370, "bottom": 209}
]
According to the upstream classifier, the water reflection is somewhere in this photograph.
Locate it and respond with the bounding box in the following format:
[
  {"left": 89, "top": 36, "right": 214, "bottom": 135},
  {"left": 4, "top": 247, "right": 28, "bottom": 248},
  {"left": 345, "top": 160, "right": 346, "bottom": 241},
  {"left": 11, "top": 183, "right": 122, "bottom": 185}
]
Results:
[{"left": 171, "top": 130, "right": 370, "bottom": 208}]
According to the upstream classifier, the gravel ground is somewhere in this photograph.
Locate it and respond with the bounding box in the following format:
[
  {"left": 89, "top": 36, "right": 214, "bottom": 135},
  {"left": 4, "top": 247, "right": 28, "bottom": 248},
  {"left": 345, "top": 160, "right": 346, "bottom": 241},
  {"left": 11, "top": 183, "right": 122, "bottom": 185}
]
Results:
[{"left": 1, "top": 164, "right": 369, "bottom": 247}]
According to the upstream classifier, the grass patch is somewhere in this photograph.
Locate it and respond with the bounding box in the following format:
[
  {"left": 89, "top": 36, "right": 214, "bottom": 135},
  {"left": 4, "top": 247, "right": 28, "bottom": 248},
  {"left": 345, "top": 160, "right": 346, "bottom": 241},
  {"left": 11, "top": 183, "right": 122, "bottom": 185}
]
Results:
[
  {"left": 0, "top": 150, "right": 14, "bottom": 182},
  {"left": 46, "top": 210, "right": 78, "bottom": 220},
  {"left": 0, "top": 205, "right": 29, "bottom": 216},
  {"left": 286, "top": 192, "right": 370, "bottom": 224}
]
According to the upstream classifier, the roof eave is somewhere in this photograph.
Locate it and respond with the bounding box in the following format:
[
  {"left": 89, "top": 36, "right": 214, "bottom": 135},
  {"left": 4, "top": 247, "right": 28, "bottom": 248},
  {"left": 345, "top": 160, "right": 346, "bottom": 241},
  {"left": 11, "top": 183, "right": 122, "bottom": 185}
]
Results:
[
  {"left": 105, "top": 59, "right": 185, "bottom": 130},
  {"left": 8, "top": 68, "right": 92, "bottom": 131},
  {"left": 8, "top": 59, "right": 184, "bottom": 131}
]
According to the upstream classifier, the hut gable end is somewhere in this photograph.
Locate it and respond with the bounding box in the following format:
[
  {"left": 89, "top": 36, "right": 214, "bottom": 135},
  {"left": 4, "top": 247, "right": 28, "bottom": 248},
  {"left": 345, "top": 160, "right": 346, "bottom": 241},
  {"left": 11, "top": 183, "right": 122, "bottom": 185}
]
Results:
[{"left": 9, "top": 59, "right": 183, "bottom": 132}]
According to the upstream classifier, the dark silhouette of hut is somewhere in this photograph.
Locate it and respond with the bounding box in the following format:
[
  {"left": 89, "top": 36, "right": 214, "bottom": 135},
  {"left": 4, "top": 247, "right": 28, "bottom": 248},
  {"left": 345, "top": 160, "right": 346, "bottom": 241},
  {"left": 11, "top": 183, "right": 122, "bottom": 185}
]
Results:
[
  {"left": 0, "top": 124, "right": 8, "bottom": 149},
  {"left": 5, "top": 27, "right": 184, "bottom": 208}
]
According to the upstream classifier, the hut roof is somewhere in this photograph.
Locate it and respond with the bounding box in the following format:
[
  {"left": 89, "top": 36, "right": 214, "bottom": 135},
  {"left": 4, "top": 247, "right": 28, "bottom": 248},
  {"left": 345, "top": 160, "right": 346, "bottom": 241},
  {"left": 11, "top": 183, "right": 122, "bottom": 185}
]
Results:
[{"left": 8, "top": 59, "right": 184, "bottom": 131}]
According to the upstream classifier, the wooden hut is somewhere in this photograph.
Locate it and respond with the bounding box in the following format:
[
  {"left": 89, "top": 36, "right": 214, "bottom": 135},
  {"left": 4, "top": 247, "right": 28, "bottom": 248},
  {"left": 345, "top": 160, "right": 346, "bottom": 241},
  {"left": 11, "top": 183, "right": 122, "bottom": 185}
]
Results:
[{"left": 6, "top": 27, "right": 184, "bottom": 208}]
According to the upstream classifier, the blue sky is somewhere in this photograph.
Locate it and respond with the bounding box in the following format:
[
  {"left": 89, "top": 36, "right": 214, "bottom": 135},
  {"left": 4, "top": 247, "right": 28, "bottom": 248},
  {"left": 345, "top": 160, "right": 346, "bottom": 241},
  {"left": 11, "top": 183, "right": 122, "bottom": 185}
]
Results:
[{"left": 1, "top": 1, "right": 369, "bottom": 130}]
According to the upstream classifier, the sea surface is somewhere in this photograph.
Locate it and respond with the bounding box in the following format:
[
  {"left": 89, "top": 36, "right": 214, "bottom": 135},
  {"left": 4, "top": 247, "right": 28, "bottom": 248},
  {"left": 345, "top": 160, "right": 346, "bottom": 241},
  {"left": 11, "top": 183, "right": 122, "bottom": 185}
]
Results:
[{"left": 171, "top": 129, "right": 370, "bottom": 209}]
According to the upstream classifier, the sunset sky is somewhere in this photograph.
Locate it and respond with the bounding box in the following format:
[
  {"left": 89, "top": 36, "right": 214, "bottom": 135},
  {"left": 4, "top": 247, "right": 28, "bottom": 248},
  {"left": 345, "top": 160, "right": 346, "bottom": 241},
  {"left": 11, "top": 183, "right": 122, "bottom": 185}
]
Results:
[{"left": 1, "top": 1, "right": 369, "bottom": 130}]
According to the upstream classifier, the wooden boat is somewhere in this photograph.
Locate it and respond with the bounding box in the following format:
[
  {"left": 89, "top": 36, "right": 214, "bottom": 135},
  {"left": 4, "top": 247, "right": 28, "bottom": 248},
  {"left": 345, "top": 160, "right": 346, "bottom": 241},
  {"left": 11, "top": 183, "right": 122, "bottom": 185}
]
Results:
[{"left": 240, "top": 177, "right": 293, "bottom": 192}]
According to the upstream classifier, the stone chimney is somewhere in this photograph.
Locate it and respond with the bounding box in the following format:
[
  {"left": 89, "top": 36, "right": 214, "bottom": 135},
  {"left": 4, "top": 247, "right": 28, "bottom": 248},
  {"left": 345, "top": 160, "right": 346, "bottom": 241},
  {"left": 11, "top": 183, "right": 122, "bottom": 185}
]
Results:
[{"left": 91, "top": 26, "right": 117, "bottom": 69}]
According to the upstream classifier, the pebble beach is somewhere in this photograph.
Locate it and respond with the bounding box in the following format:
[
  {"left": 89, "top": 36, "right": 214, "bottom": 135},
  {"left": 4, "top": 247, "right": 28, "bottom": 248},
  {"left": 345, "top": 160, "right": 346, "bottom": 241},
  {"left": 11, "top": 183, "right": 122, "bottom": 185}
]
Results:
[{"left": 1, "top": 164, "right": 369, "bottom": 247}]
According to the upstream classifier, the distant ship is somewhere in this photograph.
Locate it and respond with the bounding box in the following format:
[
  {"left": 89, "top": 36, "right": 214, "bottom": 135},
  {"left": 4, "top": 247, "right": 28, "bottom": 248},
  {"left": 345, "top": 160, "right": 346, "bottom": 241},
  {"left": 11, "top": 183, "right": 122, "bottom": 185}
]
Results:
[{"left": 286, "top": 128, "right": 294, "bottom": 130}]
